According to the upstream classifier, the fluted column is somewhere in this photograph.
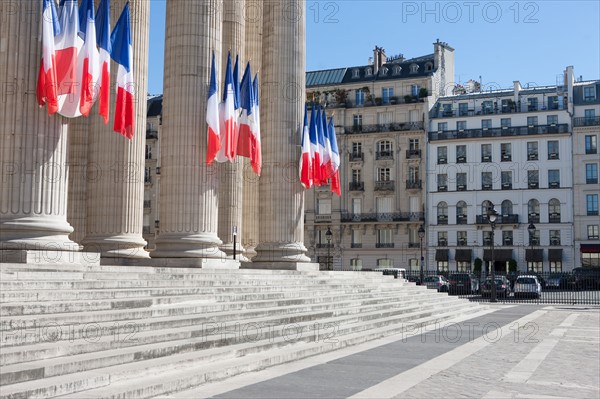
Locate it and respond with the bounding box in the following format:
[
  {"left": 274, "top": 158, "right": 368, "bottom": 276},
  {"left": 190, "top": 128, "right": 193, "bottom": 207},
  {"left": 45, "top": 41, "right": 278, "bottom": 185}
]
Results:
[
  {"left": 218, "top": 0, "right": 246, "bottom": 260},
  {"left": 82, "top": 0, "right": 149, "bottom": 258},
  {"left": 0, "top": 0, "right": 77, "bottom": 253},
  {"left": 253, "top": 0, "right": 310, "bottom": 265},
  {"left": 241, "top": 0, "right": 263, "bottom": 260},
  {"left": 152, "top": 0, "right": 226, "bottom": 259},
  {"left": 67, "top": 118, "right": 89, "bottom": 246}
]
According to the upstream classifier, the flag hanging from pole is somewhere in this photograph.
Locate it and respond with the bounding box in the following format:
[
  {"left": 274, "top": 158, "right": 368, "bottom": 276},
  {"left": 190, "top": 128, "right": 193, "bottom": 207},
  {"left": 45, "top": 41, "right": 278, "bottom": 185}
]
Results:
[
  {"left": 36, "top": 0, "right": 61, "bottom": 115},
  {"left": 216, "top": 52, "right": 236, "bottom": 162},
  {"left": 95, "top": 0, "right": 111, "bottom": 124},
  {"left": 328, "top": 116, "right": 341, "bottom": 196},
  {"left": 206, "top": 51, "right": 221, "bottom": 164},
  {"left": 237, "top": 62, "right": 261, "bottom": 175},
  {"left": 78, "top": 0, "right": 100, "bottom": 116},
  {"left": 299, "top": 104, "right": 312, "bottom": 188}
]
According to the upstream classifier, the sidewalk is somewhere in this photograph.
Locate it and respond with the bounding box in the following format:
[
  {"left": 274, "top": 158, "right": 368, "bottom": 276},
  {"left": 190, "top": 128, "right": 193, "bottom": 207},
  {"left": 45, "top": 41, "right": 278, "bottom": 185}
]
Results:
[{"left": 160, "top": 305, "right": 600, "bottom": 399}]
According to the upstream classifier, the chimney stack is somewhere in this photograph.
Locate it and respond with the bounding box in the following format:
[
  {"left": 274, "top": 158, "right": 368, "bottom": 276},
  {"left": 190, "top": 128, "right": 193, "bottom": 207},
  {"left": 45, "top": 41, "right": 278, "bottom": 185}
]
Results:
[{"left": 373, "top": 46, "right": 386, "bottom": 75}]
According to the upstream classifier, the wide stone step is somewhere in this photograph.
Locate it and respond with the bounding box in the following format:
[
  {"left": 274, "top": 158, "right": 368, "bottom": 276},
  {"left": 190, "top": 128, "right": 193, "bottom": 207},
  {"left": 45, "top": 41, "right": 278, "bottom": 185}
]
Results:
[{"left": 2, "top": 302, "right": 481, "bottom": 399}]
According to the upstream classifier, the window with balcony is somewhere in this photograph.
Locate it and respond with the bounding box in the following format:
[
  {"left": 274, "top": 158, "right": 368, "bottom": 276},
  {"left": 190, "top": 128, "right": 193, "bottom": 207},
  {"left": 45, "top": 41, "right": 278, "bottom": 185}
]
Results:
[
  {"left": 482, "top": 172, "right": 493, "bottom": 190},
  {"left": 585, "top": 109, "right": 596, "bottom": 123},
  {"left": 351, "top": 229, "right": 362, "bottom": 248},
  {"left": 527, "top": 116, "right": 538, "bottom": 127},
  {"left": 588, "top": 225, "right": 599, "bottom": 240},
  {"left": 482, "top": 101, "right": 494, "bottom": 115},
  {"left": 587, "top": 194, "right": 599, "bottom": 216},
  {"left": 456, "top": 120, "right": 467, "bottom": 132},
  {"left": 437, "top": 122, "right": 448, "bottom": 132},
  {"left": 351, "top": 142, "right": 363, "bottom": 161},
  {"left": 547, "top": 115, "right": 558, "bottom": 126},
  {"left": 317, "top": 199, "right": 331, "bottom": 215},
  {"left": 456, "top": 201, "right": 467, "bottom": 224},
  {"left": 483, "top": 231, "right": 493, "bottom": 246},
  {"left": 584, "top": 86, "right": 596, "bottom": 102},
  {"left": 377, "top": 167, "right": 391, "bottom": 182},
  {"left": 548, "top": 170, "right": 560, "bottom": 188},
  {"left": 547, "top": 141, "right": 559, "bottom": 160},
  {"left": 376, "top": 140, "right": 393, "bottom": 160},
  {"left": 437, "top": 201, "right": 448, "bottom": 225},
  {"left": 481, "top": 144, "right": 492, "bottom": 162},
  {"left": 355, "top": 89, "right": 364, "bottom": 106},
  {"left": 585, "top": 135, "right": 598, "bottom": 154},
  {"left": 144, "top": 167, "right": 151, "bottom": 184},
  {"left": 528, "top": 199, "right": 540, "bottom": 223},
  {"left": 547, "top": 96, "right": 559, "bottom": 110},
  {"left": 527, "top": 141, "right": 538, "bottom": 160},
  {"left": 437, "top": 146, "right": 447, "bottom": 164},
  {"left": 501, "top": 99, "right": 512, "bottom": 113},
  {"left": 458, "top": 103, "right": 468, "bottom": 116},
  {"left": 407, "top": 166, "right": 420, "bottom": 189},
  {"left": 438, "top": 231, "right": 448, "bottom": 247},
  {"left": 457, "top": 231, "right": 467, "bottom": 246},
  {"left": 353, "top": 114, "right": 362, "bottom": 132},
  {"left": 502, "top": 231, "right": 513, "bottom": 246},
  {"left": 528, "top": 170, "right": 539, "bottom": 189},
  {"left": 501, "top": 200, "right": 513, "bottom": 218},
  {"left": 527, "top": 97, "right": 538, "bottom": 111},
  {"left": 456, "top": 173, "right": 467, "bottom": 191},
  {"left": 350, "top": 169, "right": 363, "bottom": 191},
  {"left": 482, "top": 119, "right": 492, "bottom": 131},
  {"left": 501, "top": 143, "right": 512, "bottom": 161},
  {"left": 586, "top": 164, "right": 599, "bottom": 184},
  {"left": 501, "top": 118, "right": 511, "bottom": 129},
  {"left": 376, "top": 229, "right": 394, "bottom": 248},
  {"left": 145, "top": 145, "right": 152, "bottom": 160},
  {"left": 501, "top": 171, "right": 512, "bottom": 190},
  {"left": 437, "top": 174, "right": 448, "bottom": 192},
  {"left": 382, "top": 87, "right": 394, "bottom": 104},
  {"left": 408, "top": 139, "right": 421, "bottom": 158},
  {"left": 550, "top": 230, "right": 561, "bottom": 246},
  {"left": 456, "top": 145, "right": 466, "bottom": 163}
]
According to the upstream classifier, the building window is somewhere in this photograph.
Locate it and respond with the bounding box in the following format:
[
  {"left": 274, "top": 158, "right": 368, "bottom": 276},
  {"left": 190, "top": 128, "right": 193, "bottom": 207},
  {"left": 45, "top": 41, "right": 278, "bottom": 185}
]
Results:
[
  {"left": 425, "top": 62, "right": 433, "bottom": 72},
  {"left": 527, "top": 116, "right": 538, "bottom": 127},
  {"left": 585, "top": 109, "right": 596, "bottom": 122},
  {"left": 549, "top": 198, "right": 561, "bottom": 222},
  {"left": 502, "top": 231, "right": 513, "bottom": 246},
  {"left": 528, "top": 262, "right": 543, "bottom": 273},
  {"left": 550, "top": 230, "right": 561, "bottom": 246},
  {"left": 586, "top": 164, "right": 599, "bottom": 184},
  {"left": 547, "top": 141, "right": 559, "bottom": 159},
  {"left": 482, "top": 101, "right": 493, "bottom": 115},
  {"left": 501, "top": 118, "right": 511, "bottom": 128},
  {"left": 456, "top": 145, "right": 466, "bottom": 163},
  {"left": 437, "top": 261, "right": 449, "bottom": 273},
  {"left": 437, "top": 201, "right": 448, "bottom": 224},
  {"left": 457, "top": 261, "right": 471, "bottom": 272},
  {"left": 584, "top": 86, "right": 597, "bottom": 102},
  {"left": 438, "top": 231, "right": 448, "bottom": 246},
  {"left": 144, "top": 167, "right": 151, "bottom": 183},
  {"left": 352, "top": 69, "right": 360, "bottom": 79},
  {"left": 482, "top": 172, "right": 492, "bottom": 190},
  {"left": 382, "top": 87, "right": 394, "bottom": 104},
  {"left": 411, "top": 84, "right": 420, "bottom": 96},
  {"left": 585, "top": 135, "right": 598, "bottom": 154},
  {"left": 437, "top": 174, "right": 448, "bottom": 191},
  {"left": 317, "top": 199, "right": 331, "bottom": 215},
  {"left": 437, "top": 122, "right": 448, "bottom": 132},
  {"left": 456, "top": 120, "right": 467, "bottom": 131},
  {"left": 547, "top": 96, "right": 559, "bottom": 110},
  {"left": 456, "top": 173, "right": 467, "bottom": 191},
  {"left": 501, "top": 200, "right": 513, "bottom": 217},
  {"left": 410, "top": 64, "right": 419, "bottom": 74},
  {"left": 352, "top": 169, "right": 362, "bottom": 183},
  {"left": 408, "top": 166, "right": 420, "bottom": 183},
  {"left": 483, "top": 231, "right": 493, "bottom": 246},
  {"left": 528, "top": 199, "right": 540, "bottom": 223},
  {"left": 355, "top": 90, "right": 365, "bottom": 106},
  {"left": 393, "top": 66, "right": 402, "bottom": 75},
  {"left": 582, "top": 253, "right": 600, "bottom": 267},
  {"left": 377, "top": 229, "right": 393, "bottom": 247},
  {"left": 437, "top": 146, "right": 447, "bottom": 164},
  {"left": 457, "top": 201, "right": 467, "bottom": 224},
  {"left": 482, "top": 119, "right": 492, "bottom": 129},
  {"left": 528, "top": 170, "right": 539, "bottom": 189},
  {"left": 549, "top": 262, "right": 562, "bottom": 273},
  {"left": 353, "top": 114, "right": 362, "bottom": 131},
  {"left": 527, "top": 142, "right": 538, "bottom": 160},
  {"left": 351, "top": 142, "right": 362, "bottom": 160},
  {"left": 501, "top": 143, "right": 511, "bottom": 161},
  {"left": 351, "top": 229, "right": 362, "bottom": 248},
  {"left": 442, "top": 103, "right": 452, "bottom": 116},
  {"left": 409, "top": 139, "right": 420, "bottom": 151},
  {"left": 481, "top": 144, "right": 492, "bottom": 162},
  {"left": 459, "top": 103, "right": 468, "bottom": 116},
  {"left": 527, "top": 97, "right": 538, "bottom": 111},
  {"left": 548, "top": 170, "right": 560, "bottom": 188},
  {"left": 365, "top": 67, "right": 372, "bottom": 76},
  {"left": 457, "top": 231, "right": 467, "bottom": 246},
  {"left": 350, "top": 258, "right": 362, "bottom": 270},
  {"left": 145, "top": 145, "right": 152, "bottom": 160},
  {"left": 588, "top": 225, "right": 599, "bottom": 240},
  {"left": 547, "top": 115, "right": 558, "bottom": 125},
  {"left": 376, "top": 140, "right": 393, "bottom": 160},
  {"left": 380, "top": 67, "right": 389, "bottom": 76},
  {"left": 501, "top": 171, "right": 512, "bottom": 190},
  {"left": 377, "top": 167, "right": 391, "bottom": 182},
  {"left": 587, "top": 194, "right": 599, "bottom": 216},
  {"left": 529, "top": 229, "right": 540, "bottom": 247}
]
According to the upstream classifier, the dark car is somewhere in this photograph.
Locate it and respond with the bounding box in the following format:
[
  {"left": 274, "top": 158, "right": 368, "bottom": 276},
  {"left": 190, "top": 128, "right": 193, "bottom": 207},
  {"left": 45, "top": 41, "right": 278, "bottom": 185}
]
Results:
[
  {"left": 481, "top": 276, "right": 512, "bottom": 298},
  {"left": 545, "top": 273, "right": 575, "bottom": 290},
  {"left": 572, "top": 267, "right": 600, "bottom": 289},
  {"left": 448, "top": 273, "right": 479, "bottom": 295}
]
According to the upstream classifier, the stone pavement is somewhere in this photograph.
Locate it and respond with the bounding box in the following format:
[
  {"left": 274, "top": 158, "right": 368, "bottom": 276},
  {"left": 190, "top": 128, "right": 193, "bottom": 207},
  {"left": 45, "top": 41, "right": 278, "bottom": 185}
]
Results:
[{"left": 160, "top": 305, "right": 600, "bottom": 399}]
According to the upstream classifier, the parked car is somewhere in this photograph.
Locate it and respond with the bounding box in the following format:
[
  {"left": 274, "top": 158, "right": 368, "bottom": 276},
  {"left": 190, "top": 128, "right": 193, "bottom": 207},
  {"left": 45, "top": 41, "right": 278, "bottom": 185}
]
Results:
[
  {"left": 514, "top": 275, "right": 542, "bottom": 299},
  {"left": 423, "top": 275, "right": 449, "bottom": 292},
  {"left": 572, "top": 267, "right": 600, "bottom": 289},
  {"left": 545, "top": 273, "right": 575, "bottom": 290},
  {"left": 448, "top": 273, "right": 479, "bottom": 295},
  {"left": 481, "top": 276, "right": 512, "bottom": 298}
]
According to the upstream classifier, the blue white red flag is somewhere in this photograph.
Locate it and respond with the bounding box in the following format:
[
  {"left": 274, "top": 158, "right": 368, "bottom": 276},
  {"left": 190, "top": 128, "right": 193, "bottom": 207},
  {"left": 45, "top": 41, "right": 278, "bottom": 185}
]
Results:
[
  {"left": 236, "top": 62, "right": 261, "bottom": 175},
  {"left": 299, "top": 104, "right": 312, "bottom": 188},
  {"left": 78, "top": 0, "right": 99, "bottom": 116},
  {"left": 308, "top": 104, "right": 321, "bottom": 184},
  {"left": 315, "top": 106, "right": 328, "bottom": 185},
  {"left": 321, "top": 108, "right": 333, "bottom": 182},
  {"left": 36, "top": 0, "right": 61, "bottom": 115},
  {"left": 206, "top": 51, "right": 221, "bottom": 164},
  {"left": 95, "top": 0, "right": 111, "bottom": 124},
  {"left": 216, "top": 52, "right": 236, "bottom": 162},
  {"left": 110, "top": 2, "right": 135, "bottom": 139},
  {"left": 328, "top": 117, "right": 341, "bottom": 196}
]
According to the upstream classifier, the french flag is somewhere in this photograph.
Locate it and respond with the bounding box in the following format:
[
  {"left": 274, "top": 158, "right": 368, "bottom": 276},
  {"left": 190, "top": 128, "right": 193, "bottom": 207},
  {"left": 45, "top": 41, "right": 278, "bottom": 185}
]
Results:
[
  {"left": 299, "top": 104, "right": 312, "bottom": 189},
  {"left": 206, "top": 51, "right": 221, "bottom": 164},
  {"left": 95, "top": 0, "right": 111, "bottom": 124},
  {"left": 237, "top": 62, "right": 261, "bottom": 175},
  {"left": 308, "top": 104, "right": 321, "bottom": 185},
  {"left": 328, "top": 117, "right": 341, "bottom": 196},
  {"left": 78, "top": 0, "right": 99, "bottom": 116},
  {"left": 55, "top": 0, "right": 84, "bottom": 118},
  {"left": 253, "top": 74, "right": 261, "bottom": 152},
  {"left": 36, "top": 0, "right": 61, "bottom": 115},
  {"left": 315, "top": 106, "right": 328, "bottom": 185},
  {"left": 216, "top": 52, "right": 236, "bottom": 162},
  {"left": 110, "top": 2, "right": 135, "bottom": 139},
  {"left": 321, "top": 107, "right": 333, "bottom": 182}
]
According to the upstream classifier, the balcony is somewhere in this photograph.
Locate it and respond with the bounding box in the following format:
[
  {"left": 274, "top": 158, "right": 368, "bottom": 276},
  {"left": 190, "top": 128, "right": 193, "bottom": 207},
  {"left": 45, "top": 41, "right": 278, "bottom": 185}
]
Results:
[
  {"left": 408, "top": 242, "right": 420, "bottom": 248},
  {"left": 315, "top": 215, "right": 331, "bottom": 223},
  {"left": 316, "top": 243, "right": 334, "bottom": 249},
  {"left": 376, "top": 150, "right": 394, "bottom": 160},
  {"left": 527, "top": 153, "right": 539, "bottom": 160},
  {"left": 406, "top": 180, "right": 422, "bottom": 189},
  {"left": 340, "top": 212, "right": 425, "bottom": 223},
  {"left": 437, "top": 157, "right": 447, "bottom": 164},
  {"left": 456, "top": 215, "right": 468, "bottom": 225},
  {"left": 548, "top": 153, "right": 559, "bottom": 160},
  {"left": 528, "top": 213, "right": 540, "bottom": 223},
  {"left": 349, "top": 152, "right": 364, "bottom": 162},
  {"left": 457, "top": 239, "right": 467, "bottom": 246},
  {"left": 437, "top": 215, "right": 448, "bottom": 225},
  {"left": 501, "top": 153, "right": 512, "bottom": 162},
  {"left": 457, "top": 184, "right": 466, "bottom": 191},
  {"left": 375, "top": 180, "right": 395, "bottom": 191},
  {"left": 376, "top": 243, "right": 395, "bottom": 248},
  {"left": 587, "top": 177, "right": 599, "bottom": 184},
  {"left": 574, "top": 116, "right": 600, "bottom": 127},
  {"left": 351, "top": 243, "right": 362, "bottom": 248},
  {"left": 456, "top": 156, "right": 466, "bottom": 163},
  {"left": 431, "top": 101, "right": 567, "bottom": 119},
  {"left": 406, "top": 149, "right": 421, "bottom": 158},
  {"left": 528, "top": 181, "right": 539, "bottom": 189},
  {"left": 146, "top": 129, "right": 158, "bottom": 139},
  {"left": 502, "top": 183, "right": 512, "bottom": 190},
  {"left": 349, "top": 182, "right": 364, "bottom": 191},
  {"left": 503, "top": 238, "right": 513, "bottom": 246},
  {"left": 344, "top": 121, "right": 424, "bottom": 134},
  {"left": 550, "top": 239, "right": 561, "bottom": 246},
  {"left": 428, "top": 123, "right": 570, "bottom": 141},
  {"left": 482, "top": 183, "right": 492, "bottom": 191},
  {"left": 144, "top": 176, "right": 152, "bottom": 184},
  {"left": 481, "top": 155, "right": 492, "bottom": 162},
  {"left": 476, "top": 214, "right": 519, "bottom": 224},
  {"left": 549, "top": 213, "right": 561, "bottom": 223},
  {"left": 549, "top": 181, "right": 560, "bottom": 188},
  {"left": 437, "top": 239, "right": 447, "bottom": 247}
]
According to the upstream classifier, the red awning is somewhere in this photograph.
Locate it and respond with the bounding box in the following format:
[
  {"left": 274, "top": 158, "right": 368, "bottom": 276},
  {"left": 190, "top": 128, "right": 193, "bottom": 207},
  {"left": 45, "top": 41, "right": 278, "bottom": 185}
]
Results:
[{"left": 581, "top": 244, "right": 600, "bottom": 253}]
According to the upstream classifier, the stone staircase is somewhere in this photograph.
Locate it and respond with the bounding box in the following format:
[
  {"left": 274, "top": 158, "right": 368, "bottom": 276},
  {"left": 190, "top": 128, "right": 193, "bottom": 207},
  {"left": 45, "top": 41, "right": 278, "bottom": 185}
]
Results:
[{"left": 0, "top": 263, "right": 484, "bottom": 399}]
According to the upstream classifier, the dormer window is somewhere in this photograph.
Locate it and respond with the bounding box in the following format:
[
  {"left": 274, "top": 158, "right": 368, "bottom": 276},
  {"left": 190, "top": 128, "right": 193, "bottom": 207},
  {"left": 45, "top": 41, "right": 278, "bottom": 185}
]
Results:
[
  {"left": 379, "top": 67, "right": 388, "bottom": 76},
  {"left": 410, "top": 64, "right": 419, "bottom": 74},
  {"left": 352, "top": 69, "right": 360, "bottom": 79},
  {"left": 393, "top": 66, "right": 402, "bottom": 75},
  {"left": 424, "top": 62, "right": 433, "bottom": 72},
  {"left": 365, "top": 67, "right": 372, "bottom": 76}
]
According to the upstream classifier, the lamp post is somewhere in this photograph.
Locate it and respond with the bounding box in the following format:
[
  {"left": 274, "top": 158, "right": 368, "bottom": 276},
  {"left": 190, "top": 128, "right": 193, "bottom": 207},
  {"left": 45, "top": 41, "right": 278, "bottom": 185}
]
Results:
[
  {"left": 326, "top": 227, "right": 333, "bottom": 271},
  {"left": 487, "top": 207, "right": 499, "bottom": 302},
  {"left": 418, "top": 225, "right": 425, "bottom": 285},
  {"left": 528, "top": 223, "right": 536, "bottom": 272}
]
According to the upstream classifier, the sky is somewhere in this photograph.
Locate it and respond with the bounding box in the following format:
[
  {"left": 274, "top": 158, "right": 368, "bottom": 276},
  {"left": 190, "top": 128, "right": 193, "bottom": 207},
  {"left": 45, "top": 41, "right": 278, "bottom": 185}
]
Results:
[{"left": 147, "top": 0, "right": 600, "bottom": 95}]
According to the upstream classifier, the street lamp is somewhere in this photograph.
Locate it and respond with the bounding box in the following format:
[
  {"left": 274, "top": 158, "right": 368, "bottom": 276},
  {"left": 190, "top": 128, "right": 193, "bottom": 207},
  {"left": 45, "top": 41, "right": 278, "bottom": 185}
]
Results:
[
  {"left": 418, "top": 225, "right": 425, "bottom": 285},
  {"left": 528, "top": 223, "right": 536, "bottom": 272},
  {"left": 487, "top": 207, "right": 499, "bottom": 302},
  {"left": 326, "top": 227, "right": 333, "bottom": 271}
]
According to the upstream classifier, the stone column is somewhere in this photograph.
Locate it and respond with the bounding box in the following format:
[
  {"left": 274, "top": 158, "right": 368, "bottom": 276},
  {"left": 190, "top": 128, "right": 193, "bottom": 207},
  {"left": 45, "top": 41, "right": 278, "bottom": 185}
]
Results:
[
  {"left": 152, "top": 0, "right": 228, "bottom": 262},
  {"left": 241, "top": 0, "right": 263, "bottom": 260},
  {"left": 82, "top": 0, "right": 149, "bottom": 259},
  {"left": 0, "top": 1, "right": 79, "bottom": 262},
  {"left": 67, "top": 118, "right": 89, "bottom": 247},
  {"left": 218, "top": 0, "right": 246, "bottom": 260},
  {"left": 252, "top": 0, "right": 314, "bottom": 269}
]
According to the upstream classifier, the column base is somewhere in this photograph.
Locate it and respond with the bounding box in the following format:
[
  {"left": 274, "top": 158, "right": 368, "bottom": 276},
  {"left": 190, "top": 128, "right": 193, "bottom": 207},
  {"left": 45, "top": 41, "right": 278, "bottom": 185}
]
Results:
[
  {"left": 1, "top": 216, "right": 77, "bottom": 251},
  {"left": 100, "top": 257, "right": 239, "bottom": 269},
  {"left": 253, "top": 242, "right": 311, "bottom": 264},
  {"left": 152, "top": 232, "right": 226, "bottom": 259},
  {"left": 0, "top": 249, "right": 100, "bottom": 266},
  {"left": 81, "top": 234, "right": 149, "bottom": 259},
  {"left": 241, "top": 261, "right": 320, "bottom": 271}
]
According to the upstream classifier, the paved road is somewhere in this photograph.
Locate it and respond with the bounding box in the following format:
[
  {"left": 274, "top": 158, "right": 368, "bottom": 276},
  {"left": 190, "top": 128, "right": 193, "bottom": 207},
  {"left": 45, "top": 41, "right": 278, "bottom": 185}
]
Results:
[{"left": 162, "top": 305, "right": 600, "bottom": 399}]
